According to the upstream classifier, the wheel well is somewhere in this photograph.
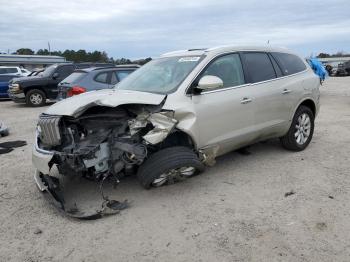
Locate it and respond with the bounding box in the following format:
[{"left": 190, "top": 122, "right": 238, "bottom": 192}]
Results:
[
  {"left": 158, "top": 130, "right": 196, "bottom": 150},
  {"left": 24, "top": 87, "right": 46, "bottom": 96},
  {"left": 299, "top": 99, "right": 316, "bottom": 116}
]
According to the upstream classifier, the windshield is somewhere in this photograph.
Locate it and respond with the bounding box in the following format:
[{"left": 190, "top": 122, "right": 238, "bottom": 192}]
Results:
[
  {"left": 41, "top": 64, "right": 57, "bottom": 77},
  {"left": 116, "top": 56, "right": 203, "bottom": 94}
]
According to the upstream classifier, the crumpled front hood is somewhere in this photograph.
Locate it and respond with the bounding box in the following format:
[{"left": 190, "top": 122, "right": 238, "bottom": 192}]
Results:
[{"left": 45, "top": 89, "right": 166, "bottom": 117}]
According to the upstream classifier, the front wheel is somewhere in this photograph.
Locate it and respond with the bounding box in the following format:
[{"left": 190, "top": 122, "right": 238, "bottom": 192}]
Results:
[
  {"left": 26, "top": 89, "right": 46, "bottom": 107},
  {"left": 137, "top": 146, "right": 205, "bottom": 189},
  {"left": 280, "top": 105, "right": 314, "bottom": 151}
]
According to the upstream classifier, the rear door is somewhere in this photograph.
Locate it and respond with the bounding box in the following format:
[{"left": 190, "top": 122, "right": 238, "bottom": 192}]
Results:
[{"left": 240, "top": 52, "right": 291, "bottom": 138}]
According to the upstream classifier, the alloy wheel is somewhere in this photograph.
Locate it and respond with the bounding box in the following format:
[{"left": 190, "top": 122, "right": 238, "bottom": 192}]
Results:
[
  {"left": 294, "top": 113, "right": 311, "bottom": 145},
  {"left": 152, "top": 166, "right": 196, "bottom": 187},
  {"left": 30, "top": 93, "right": 43, "bottom": 105}
]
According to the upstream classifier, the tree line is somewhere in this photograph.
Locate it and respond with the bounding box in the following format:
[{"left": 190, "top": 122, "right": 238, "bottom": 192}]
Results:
[
  {"left": 317, "top": 51, "right": 350, "bottom": 58},
  {"left": 13, "top": 48, "right": 152, "bottom": 65}
]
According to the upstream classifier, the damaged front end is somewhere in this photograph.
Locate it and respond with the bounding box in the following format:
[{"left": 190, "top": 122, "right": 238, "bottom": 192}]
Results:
[{"left": 33, "top": 102, "right": 178, "bottom": 219}]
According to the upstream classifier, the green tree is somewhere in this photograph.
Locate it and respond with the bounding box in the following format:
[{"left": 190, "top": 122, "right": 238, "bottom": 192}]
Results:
[
  {"left": 16, "top": 48, "right": 34, "bottom": 55},
  {"left": 37, "top": 49, "right": 50, "bottom": 55}
]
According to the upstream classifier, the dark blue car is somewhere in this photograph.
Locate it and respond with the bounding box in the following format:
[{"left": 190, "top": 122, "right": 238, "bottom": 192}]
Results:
[{"left": 0, "top": 75, "right": 16, "bottom": 98}]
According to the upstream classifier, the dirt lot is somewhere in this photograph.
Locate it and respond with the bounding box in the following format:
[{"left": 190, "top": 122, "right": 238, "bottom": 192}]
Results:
[{"left": 0, "top": 77, "right": 349, "bottom": 262}]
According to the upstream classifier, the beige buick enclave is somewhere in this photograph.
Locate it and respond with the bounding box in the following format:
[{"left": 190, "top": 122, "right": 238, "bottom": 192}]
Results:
[{"left": 33, "top": 46, "right": 320, "bottom": 195}]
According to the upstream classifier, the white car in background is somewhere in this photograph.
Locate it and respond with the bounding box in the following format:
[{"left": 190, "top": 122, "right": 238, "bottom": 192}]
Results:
[{"left": 0, "top": 66, "right": 31, "bottom": 76}]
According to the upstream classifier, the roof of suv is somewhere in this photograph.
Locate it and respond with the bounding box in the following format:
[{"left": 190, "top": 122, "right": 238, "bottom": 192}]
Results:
[
  {"left": 76, "top": 65, "right": 140, "bottom": 73},
  {"left": 161, "top": 45, "right": 298, "bottom": 57}
]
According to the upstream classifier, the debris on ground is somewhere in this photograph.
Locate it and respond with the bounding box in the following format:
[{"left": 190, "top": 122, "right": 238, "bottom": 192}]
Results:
[
  {"left": 192, "top": 233, "right": 200, "bottom": 238},
  {"left": 0, "top": 140, "right": 27, "bottom": 155},
  {"left": 236, "top": 147, "right": 251, "bottom": 155},
  {"left": 0, "top": 121, "right": 9, "bottom": 137},
  {"left": 316, "top": 222, "right": 327, "bottom": 231},
  {"left": 284, "top": 190, "right": 295, "bottom": 197},
  {"left": 34, "top": 228, "right": 42, "bottom": 234},
  {"left": 0, "top": 148, "right": 14, "bottom": 155},
  {"left": 329, "top": 195, "right": 334, "bottom": 199},
  {"left": 35, "top": 173, "right": 128, "bottom": 220}
]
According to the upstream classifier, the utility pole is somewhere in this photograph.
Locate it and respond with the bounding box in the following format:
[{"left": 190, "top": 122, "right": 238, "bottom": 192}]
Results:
[{"left": 48, "top": 42, "right": 51, "bottom": 55}]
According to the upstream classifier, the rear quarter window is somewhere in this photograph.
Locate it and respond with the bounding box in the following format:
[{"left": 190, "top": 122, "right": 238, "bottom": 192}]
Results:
[
  {"left": 271, "top": 52, "right": 307, "bottom": 75},
  {"left": 94, "top": 72, "right": 108, "bottom": 83},
  {"left": 62, "top": 72, "right": 87, "bottom": 84}
]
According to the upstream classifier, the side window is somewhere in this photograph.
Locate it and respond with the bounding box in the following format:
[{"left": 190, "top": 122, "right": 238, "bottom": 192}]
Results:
[
  {"left": 110, "top": 72, "right": 118, "bottom": 85},
  {"left": 56, "top": 66, "right": 74, "bottom": 78},
  {"left": 201, "top": 53, "right": 245, "bottom": 88},
  {"left": 116, "top": 70, "right": 133, "bottom": 81},
  {"left": 94, "top": 72, "right": 108, "bottom": 83},
  {"left": 271, "top": 52, "right": 307, "bottom": 75},
  {"left": 242, "top": 52, "right": 276, "bottom": 83},
  {"left": 6, "top": 68, "right": 18, "bottom": 74}
]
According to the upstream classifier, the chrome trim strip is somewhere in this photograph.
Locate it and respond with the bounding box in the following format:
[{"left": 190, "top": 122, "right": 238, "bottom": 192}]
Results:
[{"left": 201, "top": 83, "right": 251, "bottom": 94}]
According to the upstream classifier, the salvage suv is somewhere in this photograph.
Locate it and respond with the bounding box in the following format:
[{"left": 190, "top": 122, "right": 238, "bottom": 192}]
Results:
[{"left": 33, "top": 46, "right": 320, "bottom": 199}]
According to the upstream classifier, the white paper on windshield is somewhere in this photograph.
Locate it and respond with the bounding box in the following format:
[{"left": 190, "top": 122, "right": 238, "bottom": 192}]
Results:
[{"left": 178, "top": 57, "right": 201, "bottom": 62}]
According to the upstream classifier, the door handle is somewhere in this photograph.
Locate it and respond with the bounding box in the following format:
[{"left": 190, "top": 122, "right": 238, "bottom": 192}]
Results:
[
  {"left": 240, "top": 97, "right": 252, "bottom": 104},
  {"left": 282, "top": 89, "right": 292, "bottom": 94}
]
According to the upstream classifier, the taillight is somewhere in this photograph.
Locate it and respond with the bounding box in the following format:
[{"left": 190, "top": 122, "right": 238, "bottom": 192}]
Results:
[{"left": 67, "top": 86, "right": 86, "bottom": 97}]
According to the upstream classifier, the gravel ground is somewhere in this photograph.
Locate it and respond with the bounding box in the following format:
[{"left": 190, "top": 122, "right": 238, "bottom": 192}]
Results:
[{"left": 0, "top": 77, "right": 349, "bottom": 262}]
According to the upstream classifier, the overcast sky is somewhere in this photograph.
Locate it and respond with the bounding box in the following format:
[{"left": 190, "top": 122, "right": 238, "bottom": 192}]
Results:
[{"left": 0, "top": 0, "right": 349, "bottom": 59}]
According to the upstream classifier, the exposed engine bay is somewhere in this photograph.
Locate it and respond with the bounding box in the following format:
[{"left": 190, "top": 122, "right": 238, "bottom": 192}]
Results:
[
  {"left": 38, "top": 103, "right": 177, "bottom": 180},
  {"left": 35, "top": 102, "right": 182, "bottom": 219}
]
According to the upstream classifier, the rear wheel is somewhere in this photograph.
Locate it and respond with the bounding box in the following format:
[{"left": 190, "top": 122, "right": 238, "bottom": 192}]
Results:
[
  {"left": 26, "top": 89, "right": 46, "bottom": 107},
  {"left": 280, "top": 105, "right": 314, "bottom": 151},
  {"left": 137, "top": 146, "right": 204, "bottom": 189}
]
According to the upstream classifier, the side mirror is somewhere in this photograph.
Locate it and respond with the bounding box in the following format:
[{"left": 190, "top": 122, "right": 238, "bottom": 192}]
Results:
[
  {"left": 197, "top": 75, "right": 223, "bottom": 91},
  {"left": 52, "top": 72, "right": 59, "bottom": 79}
]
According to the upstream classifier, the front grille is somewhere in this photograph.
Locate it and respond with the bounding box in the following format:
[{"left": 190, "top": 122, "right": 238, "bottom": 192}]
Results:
[{"left": 38, "top": 114, "right": 62, "bottom": 146}]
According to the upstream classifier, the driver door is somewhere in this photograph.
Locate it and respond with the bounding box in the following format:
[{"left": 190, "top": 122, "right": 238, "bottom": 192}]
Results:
[{"left": 192, "top": 53, "right": 256, "bottom": 155}]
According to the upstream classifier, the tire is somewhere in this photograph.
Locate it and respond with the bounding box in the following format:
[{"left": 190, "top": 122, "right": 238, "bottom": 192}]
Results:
[
  {"left": 137, "top": 146, "right": 205, "bottom": 189},
  {"left": 26, "top": 89, "right": 46, "bottom": 107},
  {"left": 280, "top": 105, "right": 314, "bottom": 151}
]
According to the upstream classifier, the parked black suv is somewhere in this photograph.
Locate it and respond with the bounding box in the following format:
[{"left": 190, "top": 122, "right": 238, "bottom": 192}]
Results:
[{"left": 8, "top": 63, "right": 113, "bottom": 106}]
